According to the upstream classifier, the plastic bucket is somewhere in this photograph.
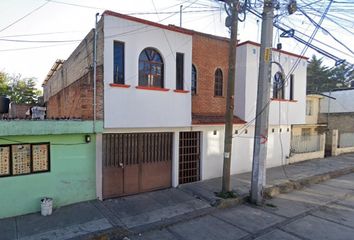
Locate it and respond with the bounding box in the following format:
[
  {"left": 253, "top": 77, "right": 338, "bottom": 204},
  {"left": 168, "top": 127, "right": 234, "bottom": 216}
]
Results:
[{"left": 41, "top": 197, "right": 53, "bottom": 216}]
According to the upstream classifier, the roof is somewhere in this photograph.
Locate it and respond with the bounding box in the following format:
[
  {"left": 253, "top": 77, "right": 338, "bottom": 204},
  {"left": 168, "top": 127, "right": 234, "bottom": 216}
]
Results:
[
  {"left": 237, "top": 41, "right": 309, "bottom": 60},
  {"left": 42, "top": 59, "right": 64, "bottom": 86},
  {"left": 103, "top": 10, "right": 193, "bottom": 36},
  {"left": 192, "top": 114, "right": 246, "bottom": 125}
]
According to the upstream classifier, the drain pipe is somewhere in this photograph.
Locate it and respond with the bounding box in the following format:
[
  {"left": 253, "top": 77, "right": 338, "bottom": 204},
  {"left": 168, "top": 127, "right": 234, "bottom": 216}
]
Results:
[{"left": 93, "top": 13, "right": 99, "bottom": 133}]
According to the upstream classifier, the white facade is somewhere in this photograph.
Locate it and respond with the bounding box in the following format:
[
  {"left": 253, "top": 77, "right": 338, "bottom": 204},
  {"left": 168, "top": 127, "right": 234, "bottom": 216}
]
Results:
[
  {"left": 234, "top": 42, "right": 307, "bottom": 125},
  {"left": 103, "top": 14, "right": 193, "bottom": 129},
  {"left": 197, "top": 125, "right": 291, "bottom": 180},
  {"left": 320, "top": 89, "right": 354, "bottom": 113}
]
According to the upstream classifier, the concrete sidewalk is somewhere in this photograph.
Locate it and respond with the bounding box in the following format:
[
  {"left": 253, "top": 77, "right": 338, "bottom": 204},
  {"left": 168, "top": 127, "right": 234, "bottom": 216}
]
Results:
[
  {"left": 0, "top": 189, "right": 210, "bottom": 240},
  {"left": 180, "top": 153, "right": 354, "bottom": 206},
  {"left": 1, "top": 153, "right": 354, "bottom": 240}
]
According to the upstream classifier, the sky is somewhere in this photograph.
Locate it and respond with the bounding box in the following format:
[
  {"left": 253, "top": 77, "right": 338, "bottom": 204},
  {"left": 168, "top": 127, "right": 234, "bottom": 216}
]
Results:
[{"left": 0, "top": 0, "right": 353, "bottom": 89}]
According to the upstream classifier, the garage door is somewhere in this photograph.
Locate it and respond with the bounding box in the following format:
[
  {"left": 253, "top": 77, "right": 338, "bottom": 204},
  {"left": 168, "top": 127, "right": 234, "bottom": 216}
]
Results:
[{"left": 102, "top": 132, "right": 173, "bottom": 199}]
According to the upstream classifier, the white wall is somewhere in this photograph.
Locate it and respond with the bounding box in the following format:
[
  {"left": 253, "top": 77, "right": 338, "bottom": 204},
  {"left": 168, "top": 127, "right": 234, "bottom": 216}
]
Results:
[
  {"left": 320, "top": 89, "right": 354, "bottom": 113},
  {"left": 197, "top": 124, "right": 291, "bottom": 180},
  {"left": 234, "top": 43, "right": 307, "bottom": 125},
  {"left": 103, "top": 15, "right": 192, "bottom": 128}
]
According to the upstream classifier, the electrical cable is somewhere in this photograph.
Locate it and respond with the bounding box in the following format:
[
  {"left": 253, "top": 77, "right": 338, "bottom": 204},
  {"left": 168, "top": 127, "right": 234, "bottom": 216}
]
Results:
[{"left": 0, "top": 1, "right": 51, "bottom": 33}]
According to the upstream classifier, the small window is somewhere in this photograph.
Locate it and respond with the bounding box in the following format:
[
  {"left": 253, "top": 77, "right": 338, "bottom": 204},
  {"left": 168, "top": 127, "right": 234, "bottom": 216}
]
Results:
[
  {"left": 306, "top": 100, "right": 313, "bottom": 116},
  {"left": 214, "top": 68, "right": 223, "bottom": 96},
  {"left": 176, "top": 53, "right": 184, "bottom": 90},
  {"left": 273, "top": 71, "right": 284, "bottom": 99},
  {"left": 289, "top": 74, "right": 294, "bottom": 100},
  {"left": 0, "top": 143, "right": 50, "bottom": 178},
  {"left": 113, "top": 41, "right": 124, "bottom": 84},
  {"left": 192, "top": 64, "right": 197, "bottom": 95},
  {"left": 138, "top": 48, "right": 164, "bottom": 88}
]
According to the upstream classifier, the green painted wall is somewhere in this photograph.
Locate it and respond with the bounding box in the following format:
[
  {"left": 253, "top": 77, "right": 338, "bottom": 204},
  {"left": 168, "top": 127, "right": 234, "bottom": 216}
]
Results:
[
  {"left": 0, "top": 120, "right": 103, "bottom": 136},
  {"left": 0, "top": 134, "right": 96, "bottom": 219}
]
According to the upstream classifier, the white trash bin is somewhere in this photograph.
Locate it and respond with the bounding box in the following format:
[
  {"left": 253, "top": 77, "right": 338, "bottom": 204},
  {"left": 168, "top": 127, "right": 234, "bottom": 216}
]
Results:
[{"left": 41, "top": 197, "right": 53, "bottom": 216}]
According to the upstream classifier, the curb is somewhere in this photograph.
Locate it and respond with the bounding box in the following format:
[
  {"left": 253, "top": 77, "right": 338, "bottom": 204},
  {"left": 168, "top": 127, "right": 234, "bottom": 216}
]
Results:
[{"left": 214, "top": 166, "right": 354, "bottom": 208}]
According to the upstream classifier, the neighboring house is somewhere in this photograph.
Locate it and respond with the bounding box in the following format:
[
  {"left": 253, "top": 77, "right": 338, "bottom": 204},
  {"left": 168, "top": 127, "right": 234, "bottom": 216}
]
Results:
[
  {"left": 43, "top": 10, "right": 308, "bottom": 200},
  {"left": 0, "top": 120, "right": 102, "bottom": 219},
  {"left": 319, "top": 88, "right": 354, "bottom": 154},
  {"left": 290, "top": 94, "right": 326, "bottom": 162},
  {"left": 292, "top": 94, "right": 326, "bottom": 136}
]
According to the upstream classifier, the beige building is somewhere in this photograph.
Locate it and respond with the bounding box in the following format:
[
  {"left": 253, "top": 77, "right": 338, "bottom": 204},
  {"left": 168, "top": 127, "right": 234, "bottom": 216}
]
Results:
[{"left": 292, "top": 94, "right": 326, "bottom": 136}]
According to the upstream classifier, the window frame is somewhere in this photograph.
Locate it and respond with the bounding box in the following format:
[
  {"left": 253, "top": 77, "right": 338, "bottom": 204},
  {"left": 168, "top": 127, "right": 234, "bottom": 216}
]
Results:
[
  {"left": 289, "top": 74, "right": 295, "bottom": 100},
  {"left": 273, "top": 71, "right": 285, "bottom": 99},
  {"left": 214, "top": 68, "right": 223, "bottom": 97},
  {"left": 0, "top": 142, "right": 50, "bottom": 178},
  {"left": 191, "top": 64, "right": 197, "bottom": 95},
  {"left": 306, "top": 99, "right": 313, "bottom": 116},
  {"left": 113, "top": 41, "right": 125, "bottom": 85},
  {"left": 176, "top": 52, "right": 184, "bottom": 90},
  {"left": 138, "top": 47, "right": 164, "bottom": 88}
]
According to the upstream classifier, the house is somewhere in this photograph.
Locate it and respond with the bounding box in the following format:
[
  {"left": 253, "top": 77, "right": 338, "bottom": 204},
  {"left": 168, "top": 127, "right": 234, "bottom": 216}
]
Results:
[
  {"left": 43, "top": 10, "right": 308, "bottom": 200},
  {"left": 290, "top": 94, "right": 326, "bottom": 162},
  {"left": 0, "top": 120, "right": 102, "bottom": 218},
  {"left": 319, "top": 88, "right": 354, "bottom": 155}
]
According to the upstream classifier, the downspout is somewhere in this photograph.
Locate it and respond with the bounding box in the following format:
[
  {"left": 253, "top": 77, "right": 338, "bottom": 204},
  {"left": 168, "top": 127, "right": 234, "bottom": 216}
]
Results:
[{"left": 93, "top": 13, "right": 99, "bottom": 133}]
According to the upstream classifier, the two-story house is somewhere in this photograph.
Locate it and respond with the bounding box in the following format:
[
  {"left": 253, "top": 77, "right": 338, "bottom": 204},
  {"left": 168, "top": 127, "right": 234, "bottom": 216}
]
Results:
[{"left": 43, "top": 10, "right": 308, "bottom": 200}]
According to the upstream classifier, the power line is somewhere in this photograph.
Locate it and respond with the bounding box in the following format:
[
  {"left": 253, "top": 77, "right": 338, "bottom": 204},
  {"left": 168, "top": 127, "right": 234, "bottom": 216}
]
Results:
[{"left": 0, "top": 1, "right": 51, "bottom": 33}]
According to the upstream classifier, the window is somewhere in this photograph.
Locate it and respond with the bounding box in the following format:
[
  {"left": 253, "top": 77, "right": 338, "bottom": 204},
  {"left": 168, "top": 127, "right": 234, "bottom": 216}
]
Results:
[
  {"left": 273, "top": 71, "right": 284, "bottom": 99},
  {"left": 214, "top": 68, "right": 223, "bottom": 96},
  {"left": 0, "top": 143, "right": 50, "bottom": 177},
  {"left": 290, "top": 74, "right": 294, "bottom": 100},
  {"left": 138, "top": 48, "right": 164, "bottom": 88},
  {"left": 191, "top": 64, "right": 197, "bottom": 95},
  {"left": 306, "top": 99, "right": 313, "bottom": 116},
  {"left": 113, "top": 41, "right": 124, "bottom": 84},
  {"left": 176, "top": 53, "right": 184, "bottom": 90}
]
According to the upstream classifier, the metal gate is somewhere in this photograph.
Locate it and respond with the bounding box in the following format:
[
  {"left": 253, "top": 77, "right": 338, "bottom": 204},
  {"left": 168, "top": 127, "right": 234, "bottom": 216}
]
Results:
[
  {"left": 179, "top": 131, "right": 201, "bottom": 184},
  {"left": 102, "top": 132, "right": 173, "bottom": 199}
]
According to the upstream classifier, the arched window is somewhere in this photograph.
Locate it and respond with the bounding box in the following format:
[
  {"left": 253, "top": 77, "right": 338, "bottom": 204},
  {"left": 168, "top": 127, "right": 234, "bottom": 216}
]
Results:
[
  {"left": 273, "top": 71, "right": 285, "bottom": 99},
  {"left": 214, "top": 68, "right": 223, "bottom": 96},
  {"left": 138, "top": 48, "right": 164, "bottom": 88},
  {"left": 191, "top": 64, "right": 197, "bottom": 95}
]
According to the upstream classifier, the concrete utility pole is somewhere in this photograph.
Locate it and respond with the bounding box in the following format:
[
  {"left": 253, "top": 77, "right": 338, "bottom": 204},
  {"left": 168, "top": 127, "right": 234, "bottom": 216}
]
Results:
[
  {"left": 221, "top": 0, "right": 239, "bottom": 193},
  {"left": 250, "top": 0, "right": 274, "bottom": 204}
]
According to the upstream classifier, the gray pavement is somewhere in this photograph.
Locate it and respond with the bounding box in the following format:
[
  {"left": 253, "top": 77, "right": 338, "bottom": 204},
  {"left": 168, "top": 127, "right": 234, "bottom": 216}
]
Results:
[
  {"left": 129, "top": 173, "right": 354, "bottom": 240},
  {"left": 179, "top": 153, "right": 354, "bottom": 205},
  {"left": 2, "top": 154, "right": 354, "bottom": 240},
  {"left": 0, "top": 189, "right": 210, "bottom": 240}
]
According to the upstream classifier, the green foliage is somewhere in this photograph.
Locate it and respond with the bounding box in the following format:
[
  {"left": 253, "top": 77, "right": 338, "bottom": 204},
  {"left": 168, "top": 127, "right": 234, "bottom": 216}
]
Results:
[
  {"left": 307, "top": 55, "right": 354, "bottom": 92},
  {"left": 0, "top": 71, "right": 41, "bottom": 104},
  {"left": 0, "top": 72, "right": 10, "bottom": 96}
]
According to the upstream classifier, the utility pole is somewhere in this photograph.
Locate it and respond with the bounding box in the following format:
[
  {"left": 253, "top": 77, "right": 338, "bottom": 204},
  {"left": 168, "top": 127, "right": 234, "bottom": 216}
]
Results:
[
  {"left": 221, "top": 0, "right": 239, "bottom": 193},
  {"left": 250, "top": 0, "right": 274, "bottom": 204}
]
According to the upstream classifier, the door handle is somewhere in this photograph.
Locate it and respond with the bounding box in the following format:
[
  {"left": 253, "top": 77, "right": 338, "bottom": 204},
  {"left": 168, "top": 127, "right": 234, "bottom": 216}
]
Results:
[{"left": 119, "top": 162, "right": 124, "bottom": 168}]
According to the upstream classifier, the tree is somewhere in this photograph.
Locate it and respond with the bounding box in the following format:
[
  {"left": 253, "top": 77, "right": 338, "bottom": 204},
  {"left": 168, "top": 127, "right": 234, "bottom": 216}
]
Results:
[
  {"left": 306, "top": 55, "right": 333, "bottom": 92},
  {"left": 0, "top": 71, "right": 41, "bottom": 104},
  {"left": 329, "top": 63, "right": 354, "bottom": 88},
  {"left": 0, "top": 71, "right": 10, "bottom": 96}
]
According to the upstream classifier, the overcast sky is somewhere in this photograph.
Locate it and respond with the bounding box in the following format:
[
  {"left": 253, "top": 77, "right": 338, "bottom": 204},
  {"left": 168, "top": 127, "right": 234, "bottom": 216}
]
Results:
[{"left": 0, "top": 0, "right": 352, "bottom": 88}]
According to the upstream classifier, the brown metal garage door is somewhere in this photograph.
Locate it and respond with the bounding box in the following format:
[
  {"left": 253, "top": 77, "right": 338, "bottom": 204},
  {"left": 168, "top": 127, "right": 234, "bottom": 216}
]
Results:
[{"left": 102, "top": 132, "right": 173, "bottom": 199}]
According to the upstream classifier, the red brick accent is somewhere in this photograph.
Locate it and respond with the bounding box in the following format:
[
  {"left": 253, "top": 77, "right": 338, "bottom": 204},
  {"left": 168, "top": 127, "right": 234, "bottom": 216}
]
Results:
[
  {"left": 46, "top": 66, "right": 104, "bottom": 120},
  {"left": 192, "top": 33, "right": 229, "bottom": 115}
]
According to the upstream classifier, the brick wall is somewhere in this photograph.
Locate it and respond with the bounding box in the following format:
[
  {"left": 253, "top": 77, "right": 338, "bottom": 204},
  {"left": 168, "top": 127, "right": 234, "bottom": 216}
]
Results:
[
  {"left": 46, "top": 66, "right": 103, "bottom": 120},
  {"left": 191, "top": 33, "right": 229, "bottom": 115},
  {"left": 319, "top": 112, "right": 354, "bottom": 133}
]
